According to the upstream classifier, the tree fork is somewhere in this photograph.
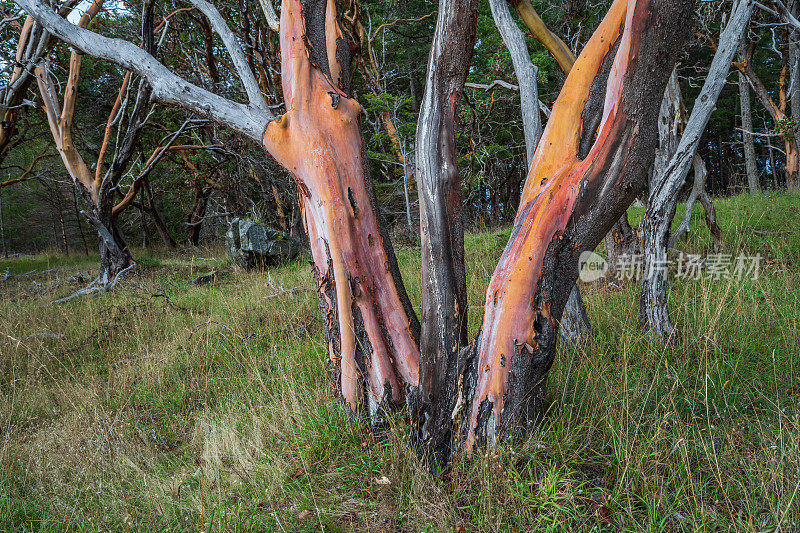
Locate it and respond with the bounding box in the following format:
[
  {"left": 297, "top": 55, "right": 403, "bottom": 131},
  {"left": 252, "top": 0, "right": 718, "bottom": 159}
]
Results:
[{"left": 639, "top": 0, "right": 751, "bottom": 339}]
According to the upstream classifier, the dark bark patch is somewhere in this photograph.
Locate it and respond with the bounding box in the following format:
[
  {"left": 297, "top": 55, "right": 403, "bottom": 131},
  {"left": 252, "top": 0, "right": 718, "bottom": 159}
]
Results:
[
  {"left": 578, "top": 34, "right": 623, "bottom": 160},
  {"left": 347, "top": 186, "right": 359, "bottom": 219}
]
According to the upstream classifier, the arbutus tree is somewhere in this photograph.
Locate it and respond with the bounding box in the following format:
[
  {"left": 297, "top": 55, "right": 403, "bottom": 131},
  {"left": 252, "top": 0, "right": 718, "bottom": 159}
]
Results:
[
  {"left": 0, "top": 2, "right": 83, "bottom": 166},
  {"left": 456, "top": 0, "right": 694, "bottom": 450},
  {"left": 734, "top": 2, "right": 799, "bottom": 189},
  {"left": 17, "top": 0, "right": 694, "bottom": 464},
  {"left": 17, "top": 0, "right": 422, "bottom": 416},
  {"left": 35, "top": 0, "right": 215, "bottom": 291},
  {"left": 488, "top": 0, "right": 592, "bottom": 350}
]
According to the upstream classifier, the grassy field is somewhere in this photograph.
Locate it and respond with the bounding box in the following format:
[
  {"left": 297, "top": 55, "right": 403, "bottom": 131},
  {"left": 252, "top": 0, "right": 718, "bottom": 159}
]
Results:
[{"left": 1, "top": 192, "right": 799, "bottom": 531}]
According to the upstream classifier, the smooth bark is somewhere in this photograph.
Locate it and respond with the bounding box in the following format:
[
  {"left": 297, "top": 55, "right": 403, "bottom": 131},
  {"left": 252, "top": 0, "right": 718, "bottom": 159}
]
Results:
[
  {"left": 509, "top": 0, "right": 576, "bottom": 74},
  {"left": 458, "top": 0, "right": 695, "bottom": 451},
  {"left": 490, "top": 0, "right": 592, "bottom": 348}
]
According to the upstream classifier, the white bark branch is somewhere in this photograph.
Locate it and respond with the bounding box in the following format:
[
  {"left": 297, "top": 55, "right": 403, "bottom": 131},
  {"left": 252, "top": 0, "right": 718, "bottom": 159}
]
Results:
[
  {"left": 188, "top": 0, "right": 267, "bottom": 110},
  {"left": 489, "top": 0, "right": 541, "bottom": 168},
  {"left": 258, "top": 0, "right": 279, "bottom": 32},
  {"left": 14, "top": 0, "right": 273, "bottom": 141},
  {"left": 649, "top": 0, "right": 753, "bottom": 207}
]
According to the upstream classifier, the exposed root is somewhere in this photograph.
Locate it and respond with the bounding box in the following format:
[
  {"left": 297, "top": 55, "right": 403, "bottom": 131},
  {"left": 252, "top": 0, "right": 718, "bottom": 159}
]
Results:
[{"left": 50, "top": 263, "right": 134, "bottom": 305}]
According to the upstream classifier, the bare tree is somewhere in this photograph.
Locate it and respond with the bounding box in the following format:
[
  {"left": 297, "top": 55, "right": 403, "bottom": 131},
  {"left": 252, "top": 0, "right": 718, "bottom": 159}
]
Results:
[
  {"left": 738, "top": 41, "right": 761, "bottom": 192},
  {"left": 639, "top": 0, "right": 752, "bottom": 339}
]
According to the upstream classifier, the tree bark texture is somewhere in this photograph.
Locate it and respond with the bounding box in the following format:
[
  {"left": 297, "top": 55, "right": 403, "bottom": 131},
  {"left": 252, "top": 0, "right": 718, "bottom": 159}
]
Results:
[
  {"left": 409, "top": 0, "right": 478, "bottom": 465},
  {"left": 18, "top": 0, "right": 422, "bottom": 417},
  {"left": 639, "top": 0, "right": 751, "bottom": 340},
  {"left": 490, "top": 0, "right": 593, "bottom": 349},
  {"left": 262, "top": 0, "right": 421, "bottom": 417},
  {"left": 457, "top": 0, "right": 695, "bottom": 452}
]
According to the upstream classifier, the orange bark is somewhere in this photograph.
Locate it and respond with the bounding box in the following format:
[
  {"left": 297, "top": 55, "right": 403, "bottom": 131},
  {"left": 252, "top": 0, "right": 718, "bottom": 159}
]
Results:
[
  {"left": 262, "top": 0, "right": 419, "bottom": 412},
  {"left": 464, "top": 0, "right": 667, "bottom": 450},
  {"left": 509, "top": 0, "right": 576, "bottom": 74}
]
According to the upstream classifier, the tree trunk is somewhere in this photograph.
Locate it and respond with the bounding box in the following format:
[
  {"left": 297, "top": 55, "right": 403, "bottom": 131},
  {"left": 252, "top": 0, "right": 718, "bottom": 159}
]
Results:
[
  {"left": 457, "top": 0, "right": 695, "bottom": 451},
  {"left": 639, "top": 0, "right": 750, "bottom": 339},
  {"left": 262, "top": 0, "right": 420, "bottom": 418},
  {"left": 670, "top": 154, "right": 723, "bottom": 248},
  {"left": 785, "top": 138, "right": 799, "bottom": 189},
  {"left": 144, "top": 180, "right": 176, "bottom": 248},
  {"left": 738, "top": 45, "right": 760, "bottom": 192},
  {"left": 789, "top": 0, "right": 800, "bottom": 122},
  {"left": 491, "top": 0, "right": 541, "bottom": 166},
  {"left": 188, "top": 185, "right": 212, "bottom": 246},
  {"left": 92, "top": 192, "right": 132, "bottom": 285},
  {"left": 409, "top": 0, "right": 478, "bottom": 466},
  {"left": 767, "top": 125, "right": 778, "bottom": 187},
  {"left": 0, "top": 190, "right": 6, "bottom": 258},
  {"left": 491, "top": 0, "right": 592, "bottom": 348},
  {"left": 59, "top": 206, "right": 69, "bottom": 254}
]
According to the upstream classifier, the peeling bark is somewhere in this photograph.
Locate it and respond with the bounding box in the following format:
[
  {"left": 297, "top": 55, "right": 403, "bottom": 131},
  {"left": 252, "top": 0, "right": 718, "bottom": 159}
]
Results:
[
  {"left": 20, "top": 0, "right": 422, "bottom": 417},
  {"left": 491, "top": 0, "right": 592, "bottom": 349},
  {"left": 263, "top": 0, "right": 420, "bottom": 417},
  {"left": 409, "top": 0, "right": 478, "bottom": 466},
  {"left": 459, "top": 0, "right": 695, "bottom": 451}
]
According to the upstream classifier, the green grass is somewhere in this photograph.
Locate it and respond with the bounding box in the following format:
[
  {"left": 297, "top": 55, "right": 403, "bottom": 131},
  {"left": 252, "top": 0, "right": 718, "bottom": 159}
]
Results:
[{"left": 1, "top": 192, "right": 799, "bottom": 531}]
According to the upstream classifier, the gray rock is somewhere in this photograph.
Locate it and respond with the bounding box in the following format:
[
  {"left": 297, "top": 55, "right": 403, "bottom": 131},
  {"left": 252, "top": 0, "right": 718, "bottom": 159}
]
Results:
[
  {"left": 189, "top": 270, "right": 222, "bottom": 285},
  {"left": 225, "top": 218, "right": 300, "bottom": 270}
]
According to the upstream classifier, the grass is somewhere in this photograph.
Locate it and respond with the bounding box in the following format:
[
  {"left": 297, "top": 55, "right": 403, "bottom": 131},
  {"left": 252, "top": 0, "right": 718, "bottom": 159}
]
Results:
[{"left": 1, "top": 192, "right": 799, "bottom": 531}]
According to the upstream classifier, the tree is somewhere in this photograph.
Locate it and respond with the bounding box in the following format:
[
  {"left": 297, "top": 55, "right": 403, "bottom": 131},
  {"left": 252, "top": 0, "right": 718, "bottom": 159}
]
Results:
[
  {"left": 35, "top": 0, "right": 209, "bottom": 287},
  {"left": 490, "top": 0, "right": 592, "bottom": 349},
  {"left": 638, "top": 0, "right": 752, "bottom": 339},
  {"left": 738, "top": 41, "right": 761, "bottom": 192},
  {"left": 0, "top": 2, "right": 80, "bottom": 165},
  {"left": 457, "top": 0, "right": 694, "bottom": 450},
  {"left": 733, "top": 8, "right": 799, "bottom": 189},
  {"left": 16, "top": 0, "right": 694, "bottom": 462}
]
